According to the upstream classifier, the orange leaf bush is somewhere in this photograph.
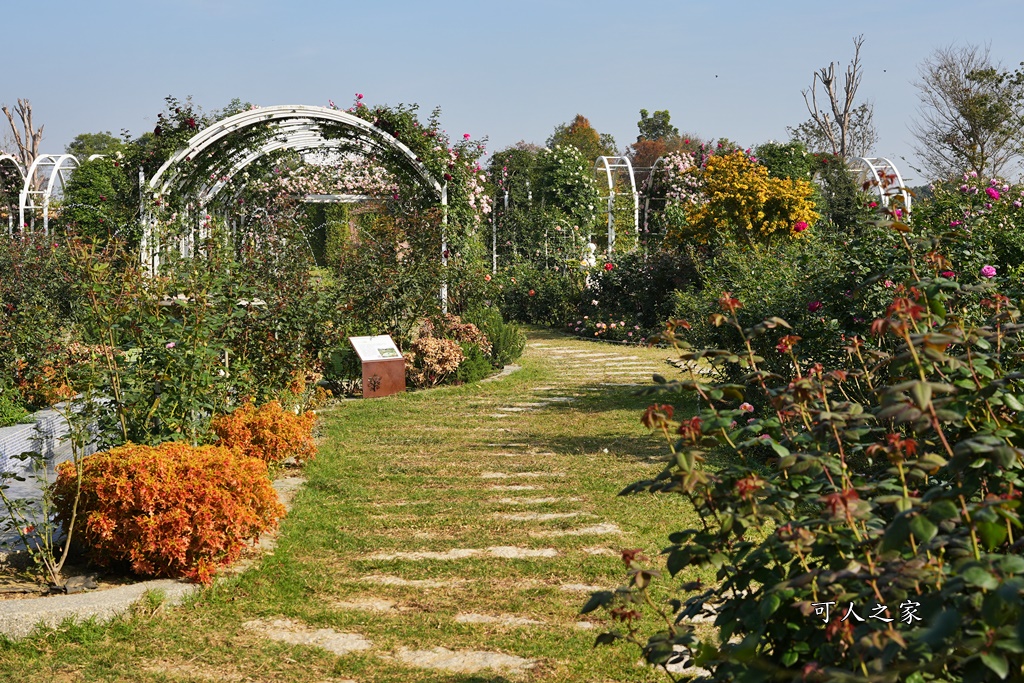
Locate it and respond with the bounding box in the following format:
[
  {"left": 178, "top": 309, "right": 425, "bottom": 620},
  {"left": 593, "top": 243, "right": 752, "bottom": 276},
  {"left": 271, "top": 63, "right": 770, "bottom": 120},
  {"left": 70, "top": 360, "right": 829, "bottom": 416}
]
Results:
[
  {"left": 52, "top": 442, "right": 285, "bottom": 584},
  {"left": 211, "top": 400, "right": 317, "bottom": 465}
]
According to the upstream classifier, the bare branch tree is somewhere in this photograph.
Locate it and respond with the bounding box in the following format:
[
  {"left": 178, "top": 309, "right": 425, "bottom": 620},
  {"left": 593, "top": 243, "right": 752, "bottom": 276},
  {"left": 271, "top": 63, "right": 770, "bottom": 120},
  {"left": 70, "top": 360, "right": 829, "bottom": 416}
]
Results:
[
  {"left": 2, "top": 99, "right": 44, "bottom": 191},
  {"left": 910, "top": 44, "right": 1024, "bottom": 180},
  {"left": 799, "top": 35, "right": 874, "bottom": 158}
]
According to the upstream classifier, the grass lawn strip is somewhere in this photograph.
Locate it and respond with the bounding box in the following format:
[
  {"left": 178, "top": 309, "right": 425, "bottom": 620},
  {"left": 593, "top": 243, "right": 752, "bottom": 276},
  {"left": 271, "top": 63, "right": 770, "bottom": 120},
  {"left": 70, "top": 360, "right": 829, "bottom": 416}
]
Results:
[{"left": 0, "top": 327, "right": 717, "bottom": 682}]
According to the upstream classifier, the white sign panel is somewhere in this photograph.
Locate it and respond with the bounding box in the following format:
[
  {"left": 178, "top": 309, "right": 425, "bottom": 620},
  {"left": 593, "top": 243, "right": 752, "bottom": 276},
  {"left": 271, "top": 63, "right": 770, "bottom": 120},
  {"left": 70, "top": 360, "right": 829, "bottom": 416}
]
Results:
[{"left": 349, "top": 335, "right": 402, "bottom": 362}]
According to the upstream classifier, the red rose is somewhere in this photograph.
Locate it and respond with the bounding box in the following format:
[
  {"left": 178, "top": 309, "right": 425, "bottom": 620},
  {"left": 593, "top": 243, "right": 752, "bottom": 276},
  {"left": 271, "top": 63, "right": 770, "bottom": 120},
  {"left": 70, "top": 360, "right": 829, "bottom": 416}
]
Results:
[
  {"left": 604, "top": 262, "right": 614, "bottom": 271},
  {"left": 528, "top": 289, "right": 536, "bottom": 297}
]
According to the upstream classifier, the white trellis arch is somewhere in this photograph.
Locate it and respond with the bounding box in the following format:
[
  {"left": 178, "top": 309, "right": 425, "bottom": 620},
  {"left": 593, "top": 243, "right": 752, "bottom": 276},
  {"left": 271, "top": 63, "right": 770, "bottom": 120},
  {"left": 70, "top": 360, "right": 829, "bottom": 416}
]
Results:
[
  {"left": 144, "top": 104, "right": 451, "bottom": 309},
  {"left": 847, "top": 157, "right": 912, "bottom": 213},
  {"left": 19, "top": 154, "right": 80, "bottom": 234},
  {"left": 594, "top": 156, "right": 639, "bottom": 255},
  {"left": 148, "top": 105, "right": 443, "bottom": 204},
  {"left": 641, "top": 155, "right": 670, "bottom": 234},
  {"left": 0, "top": 154, "right": 25, "bottom": 234}
]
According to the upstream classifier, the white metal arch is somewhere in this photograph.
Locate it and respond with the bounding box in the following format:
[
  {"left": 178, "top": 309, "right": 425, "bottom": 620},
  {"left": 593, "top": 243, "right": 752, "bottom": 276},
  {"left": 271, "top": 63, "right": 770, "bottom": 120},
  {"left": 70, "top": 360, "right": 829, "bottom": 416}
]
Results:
[
  {"left": 641, "top": 155, "right": 669, "bottom": 233},
  {"left": 847, "top": 157, "right": 912, "bottom": 213},
  {"left": 594, "top": 156, "right": 639, "bottom": 255},
  {"left": 144, "top": 104, "right": 452, "bottom": 311},
  {"left": 149, "top": 105, "right": 442, "bottom": 200},
  {"left": 0, "top": 154, "right": 25, "bottom": 234},
  {"left": 19, "top": 154, "right": 80, "bottom": 234}
]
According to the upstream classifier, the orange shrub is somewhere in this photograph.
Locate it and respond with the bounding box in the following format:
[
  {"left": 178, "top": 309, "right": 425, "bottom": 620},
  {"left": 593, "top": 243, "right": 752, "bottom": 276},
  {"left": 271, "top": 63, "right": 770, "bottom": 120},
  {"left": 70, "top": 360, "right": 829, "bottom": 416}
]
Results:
[
  {"left": 52, "top": 442, "right": 285, "bottom": 584},
  {"left": 211, "top": 400, "right": 317, "bottom": 465}
]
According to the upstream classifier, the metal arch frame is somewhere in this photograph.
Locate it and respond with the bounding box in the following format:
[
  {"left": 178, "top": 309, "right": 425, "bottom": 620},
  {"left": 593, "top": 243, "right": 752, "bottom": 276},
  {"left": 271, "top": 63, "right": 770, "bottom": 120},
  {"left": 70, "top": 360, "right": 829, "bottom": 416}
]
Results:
[
  {"left": 594, "top": 155, "right": 639, "bottom": 255},
  {"left": 144, "top": 104, "right": 451, "bottom": 311},
  {"left": 197, "top": 133, "right": 366, "bottom": 205},
  {"left": 0, "top": 154, "right": 25, "bottom": 234},
  {"left": 641, "top": 155, "right": 669, "bottom": 233},
  {"left": 19, "top": 153, "right": 80, "bottom": 234},
  {"left": 847, "top": 157, "right": 912, "bottom": 213},
  {"left": 149, "top": 105, "right": 442, "bottom": 199}
]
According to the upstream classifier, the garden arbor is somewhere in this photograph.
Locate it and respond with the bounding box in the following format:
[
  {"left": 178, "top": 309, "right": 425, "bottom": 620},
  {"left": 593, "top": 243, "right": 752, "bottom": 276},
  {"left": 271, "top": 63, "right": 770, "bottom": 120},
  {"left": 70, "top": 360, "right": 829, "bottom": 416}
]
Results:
[
  {"left": 847, "top": 156, "right": 912, "bottom": 212},
  {"left": 594, "top": 155, "right": 638, "bottom": 254},
  {"left": 142, "top": 105, "right": 451, "bottom": 306},
  {"left": 0, "top": 154, "right": 24, "bottom": 234}
]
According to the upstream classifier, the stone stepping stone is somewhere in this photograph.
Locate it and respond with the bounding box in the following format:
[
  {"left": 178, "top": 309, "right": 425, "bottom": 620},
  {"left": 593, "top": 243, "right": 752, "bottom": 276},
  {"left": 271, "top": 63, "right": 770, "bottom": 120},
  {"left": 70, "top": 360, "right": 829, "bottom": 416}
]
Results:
[
  {"left": 391, "top": 646, "right": 536, "bottom": 675},
  {"left": 487, "top": 413, "right": 513, "bottom": 419},
  {"left": 559, "top": 583, "right": 605, "bottom": 592},
  {"left": 493, "top": 511, "right": 586, "bottom": 521},
  {"left": 529, "top": 386, "right": 559, "bottom": 391},
  {"left": 512, "top": 402, "right": 548, "bottom": 408},
  {"left": 535, "top": 396, "right": 575, "bottom": 403},
  {"left": 531, "top": 522, "right": 622, "bottom": 538},
  {"left": 242, "top": 618, "right": 372, "bottom": 656},
  {"left": 492, "top": 496, "right": 577, "bottom": 505},
  {"left": 582, "top": 547, "right": 617, "bottom": 556},
  {"left": 360, "top": 575, "right": 468, "bottom": 589},
  {"left": 333, "top": 597, "right": 402, "bottom": 613},
  {"left": 489, "top": 484, "right": 542, "bottom": 491},
  {"left": 480, "top": 471, "right": 565, "bottom": 479},
  {"left": 496, "top": 406, "right": 531, "bottom": 413},
  {"left": 494, "top": 452, "right": 527, "bottom": 458},
  {"left": 367, "top": 547, "right": 558, "bottom": 561},
  {"left": 455, "top": 613, "right": 544, "bottom": 626},
  {"left": 575, "top": 621, "right": 596, "bottom": 630}
]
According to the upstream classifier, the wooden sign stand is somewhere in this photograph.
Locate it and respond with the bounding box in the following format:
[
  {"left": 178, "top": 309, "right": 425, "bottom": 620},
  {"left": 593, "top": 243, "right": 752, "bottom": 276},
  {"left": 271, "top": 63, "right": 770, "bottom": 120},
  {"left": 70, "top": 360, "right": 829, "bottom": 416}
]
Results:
[{"left": 349, "top": 335, "right": 406, "bottom": 399}]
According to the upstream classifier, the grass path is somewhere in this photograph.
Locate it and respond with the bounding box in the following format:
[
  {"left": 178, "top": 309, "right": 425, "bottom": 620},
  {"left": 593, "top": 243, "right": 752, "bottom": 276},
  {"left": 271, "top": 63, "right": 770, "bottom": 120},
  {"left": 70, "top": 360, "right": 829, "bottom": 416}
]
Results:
[{"left": 0, "top": 328, "right": 710, "bottom": 682}]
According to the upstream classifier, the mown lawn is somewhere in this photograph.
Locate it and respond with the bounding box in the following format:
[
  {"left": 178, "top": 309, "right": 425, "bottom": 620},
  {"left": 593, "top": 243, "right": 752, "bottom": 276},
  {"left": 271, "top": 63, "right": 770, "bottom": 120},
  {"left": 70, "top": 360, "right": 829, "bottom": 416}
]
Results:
[{"left": 0, "top": 328, "right": 715, "bottom": 682}]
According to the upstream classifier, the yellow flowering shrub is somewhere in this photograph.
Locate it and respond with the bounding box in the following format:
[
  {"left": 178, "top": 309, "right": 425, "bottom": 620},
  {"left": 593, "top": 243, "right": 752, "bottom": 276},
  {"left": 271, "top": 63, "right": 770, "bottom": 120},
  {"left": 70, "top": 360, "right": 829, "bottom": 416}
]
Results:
[{"left": 674, "top": 151, "right": 819, "bottom": 245}]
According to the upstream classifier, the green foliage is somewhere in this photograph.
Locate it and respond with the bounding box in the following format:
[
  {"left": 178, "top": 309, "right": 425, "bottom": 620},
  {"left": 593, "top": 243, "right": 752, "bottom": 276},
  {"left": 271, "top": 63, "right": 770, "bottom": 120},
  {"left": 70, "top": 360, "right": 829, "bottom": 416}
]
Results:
[
  {"left": 491, "top": 262, "right": 585, "bottom": 327},
  {"left": 0, "top": 384, "right": 29, "bottom": 427},
  {"left": 810, "top": 152, "right": 874, "bottom": 233},
  {"left": 59, "top": 157, "right": 137, "bottom": 245},
  {"left": 0, "top": 234, "right": 77, "bottom": 410},
  {"left": 754, "top": 140, "right": 812, "bottom": 180},
  {"left": 547, "top": 114, "right": 617, "bottom": 162},
  {"left": 65, "top": 131, "right": 124, "bottom": 159},
  {"left": 465, "top": 306, "right": 526, "bottom": 367},
  {"left": 455, "top": 343, "right": 493, "bottom": 383},
  {"left": 637, "top": 109, "right": 679, "bottom": 142},
  {"left": 593, "top": 216, "right": 1024, "bottom": 680}
]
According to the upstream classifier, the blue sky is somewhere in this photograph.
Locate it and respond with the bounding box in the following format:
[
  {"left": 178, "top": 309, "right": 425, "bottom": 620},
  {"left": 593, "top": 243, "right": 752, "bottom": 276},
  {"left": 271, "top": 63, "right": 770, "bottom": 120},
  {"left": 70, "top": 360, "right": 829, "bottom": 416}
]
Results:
[{"left": 5, "top": 0, "right": 1023, "bottom": 184}]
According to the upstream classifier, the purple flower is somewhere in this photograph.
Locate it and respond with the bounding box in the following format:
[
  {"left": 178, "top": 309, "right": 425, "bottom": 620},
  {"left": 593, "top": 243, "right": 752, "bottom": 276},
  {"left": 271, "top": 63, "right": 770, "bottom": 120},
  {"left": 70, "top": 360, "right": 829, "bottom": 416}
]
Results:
[
  {"left": 981, "top": 265, "right": 997, "bottom": 278},
  {"left": 808, "top": 301, "right": 823, "bottom": 313},
  {"left": 166, "top": 342, "right": 176, "bottom": 349},
  {"left": 986, "top": 187, "right": 1001, "bottom": 200}
]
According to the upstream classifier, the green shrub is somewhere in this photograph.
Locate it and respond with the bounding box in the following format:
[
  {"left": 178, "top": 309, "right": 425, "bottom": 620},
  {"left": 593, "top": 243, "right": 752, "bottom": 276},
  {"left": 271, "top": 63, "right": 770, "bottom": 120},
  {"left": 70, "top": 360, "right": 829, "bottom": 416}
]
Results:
[
  {"left": 465, "top": 307, "right": 525, "bottom": 367},
  {"left": 0, "top": 385, "right": 30, "bottom": 428},
  {"left": 588, "top": 220, "right": 1024, "bottom": 681},
  {"left": 455, "top": 343, "right": 493, "bottom": 384}
]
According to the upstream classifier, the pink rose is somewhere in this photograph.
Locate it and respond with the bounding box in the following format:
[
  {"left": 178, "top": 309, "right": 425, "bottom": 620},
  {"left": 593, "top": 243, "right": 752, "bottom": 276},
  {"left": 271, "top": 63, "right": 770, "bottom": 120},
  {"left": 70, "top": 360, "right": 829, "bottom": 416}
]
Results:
[
  {"left": 986, "top": 187, "right": 1000, "bottom": 200},
  {"left": 981, "top": 265, "right": 997, "bottom": 278}
]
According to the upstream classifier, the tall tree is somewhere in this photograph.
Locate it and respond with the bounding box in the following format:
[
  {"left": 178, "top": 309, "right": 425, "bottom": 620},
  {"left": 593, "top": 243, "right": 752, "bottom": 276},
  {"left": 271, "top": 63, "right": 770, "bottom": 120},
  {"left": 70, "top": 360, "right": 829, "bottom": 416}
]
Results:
[
  {"left": 2, "top": 99, "right": 44, "bottom": 190},
  {"left": 788, "top": 102, "right": 877, "bottom": 157},
  {"left": 791, "top": 35, "right": 877, "bottom": 158},
  {"left": 546, "top": 114, "right": 616, "bottom": 163},
  {"left": 66, "top": 131, "right": 124, "bottom": 159},
  {"left": 636, "top": 109, "right": 679, "bottom": 142},
  {"left": 910, "top": 44, "right": 1024, "bottom": 180}
]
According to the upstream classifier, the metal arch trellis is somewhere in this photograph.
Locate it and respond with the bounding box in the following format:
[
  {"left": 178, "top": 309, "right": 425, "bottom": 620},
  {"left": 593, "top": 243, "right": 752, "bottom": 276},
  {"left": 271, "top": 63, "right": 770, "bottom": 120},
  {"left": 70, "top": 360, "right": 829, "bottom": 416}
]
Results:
[
  {"left": 847, "top": 157, "right": 912, "bottom": 212},
  {"left": 0, "top": 154, "right": 25, "bottom": 234},
  {"left": 641, "top": 155, "right": 669, "bottom": 235},
  {"left": 593, "top": 156, "right": 639, "bottom": 255},
  {"left": 18, "top": 153, "right": 80, "bottom": 235},
  {"left": 143, "top": 104, "right": 452, "bottom": 310}
]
